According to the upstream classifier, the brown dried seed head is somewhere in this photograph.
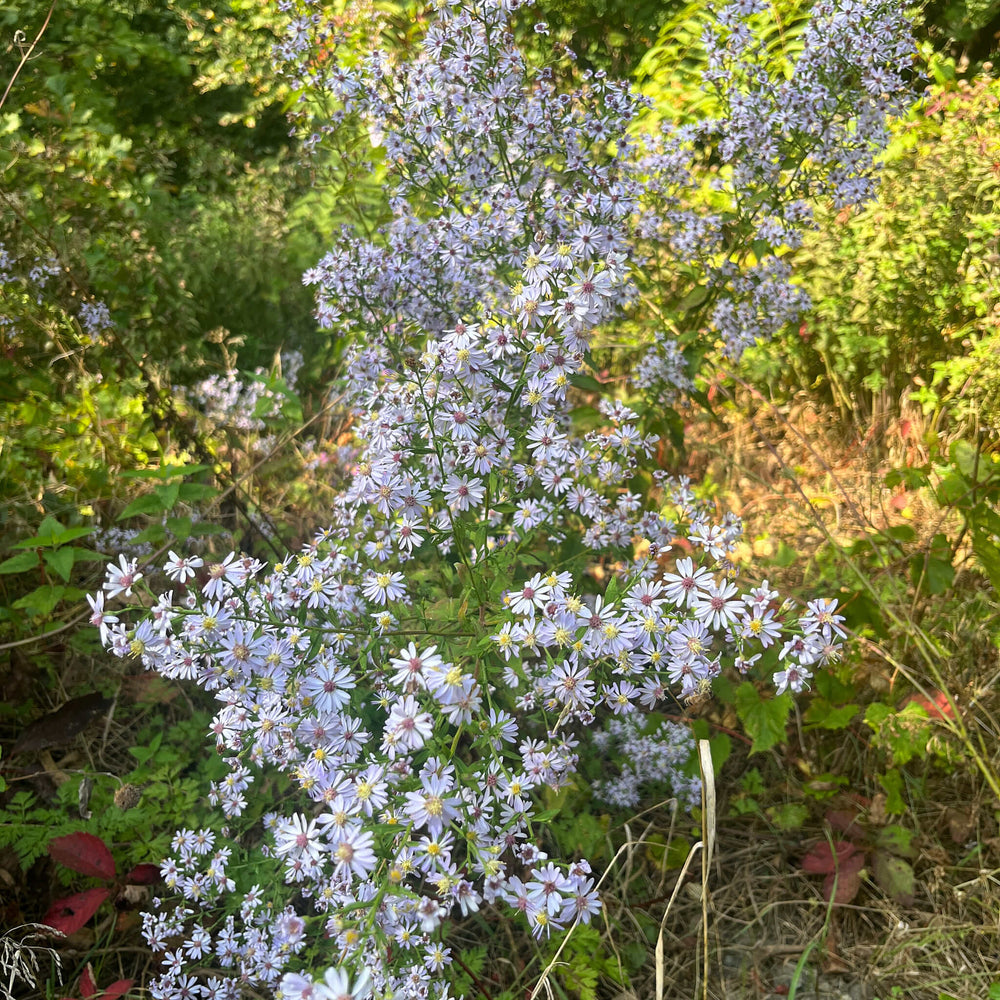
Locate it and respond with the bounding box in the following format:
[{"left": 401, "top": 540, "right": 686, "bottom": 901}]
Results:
[{"left": 114, "top": 783, "right": 142, "bottom": 810}]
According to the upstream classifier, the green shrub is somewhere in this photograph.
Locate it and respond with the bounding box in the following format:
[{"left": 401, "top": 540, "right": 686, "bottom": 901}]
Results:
[{"left": 743, "top": 72, "right": 1000, "bottom": 424}]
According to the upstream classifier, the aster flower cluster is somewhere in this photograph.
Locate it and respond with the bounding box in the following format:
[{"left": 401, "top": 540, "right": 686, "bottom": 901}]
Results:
[
  {"left": 591, "top": 715, "right": 699, "bottom": 810},
  {"left": 184, "top": 350, "right": 304, "bottom": 435},
  {"left": 94, "top": 0, "right": 908, "bottom": 997},
  {"left": 0, "top": 242, "right": 115, "bottom": 342},
  {"left": 632, "top": 0, "right": 916, "bottom": 384}
]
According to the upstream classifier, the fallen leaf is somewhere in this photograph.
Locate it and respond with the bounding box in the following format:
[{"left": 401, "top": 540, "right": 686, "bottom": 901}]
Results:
[
  {"left": 11, "top": 694, "right": 112, "bottom": 754},
  {"left": 42, "top": 888, "right": 110, "bottom": 935},
  {"left": 900, "top": 690, "right": 955, "bottom": 721},
  {"left": 822, "top": 850, "right": 865, "bottom": 904},
  {"left": 801, "top": 839, "right": 861, "bottom": 874},
  {"left": 946, "top": 808, "right": 975, "bottom": 844},
  {"left": 49, "top": 833, "right": 116, "bottom": 880},
  {"left": 873, "top": 850, "right": 916, "bottom": 906}
]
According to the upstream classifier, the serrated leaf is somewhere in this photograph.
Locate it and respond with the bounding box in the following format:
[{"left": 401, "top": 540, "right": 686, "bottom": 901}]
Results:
[
  {"left": 734, "top": 682, "right": 792, "bottom": 754},
  {"left": 12, "top": 584, "right": 67, "bottom": 614},
  {"left": 166, "top": 516, "right": 193, "bottom": 540},
  {"left": 53, "top": 526, "right": 93, "bottom": 546},
  {"left": 117, "top": 493, "right": 166, "bottom": 520},
  {"left": 802, "top": 697, "right": 860, "bottom": 730},
  {"left": 766, "top": 802, "right": 808, "bottom": 831},
  {"left": 153, "top": 481, "right": 181, "bottom": 511},
  {"left": 0, "top": 550, "right": 40, "bottom": 574},
  {"left": 878, "top": 769, "right": 906, "bottom": 814},
  {"left": 49, "top": 832, "right": 116, "bottom": 879},
  {"left": 43, "top": 547, "right": 75, "bottom": 582},
  {"left": 177, "top": 482, "right": 217, "bottom": 503}
]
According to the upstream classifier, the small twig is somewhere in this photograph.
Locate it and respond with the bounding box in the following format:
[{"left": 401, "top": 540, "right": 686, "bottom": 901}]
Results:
[{"left": 0, "top": 1, "right": 56, "bottom": 114}]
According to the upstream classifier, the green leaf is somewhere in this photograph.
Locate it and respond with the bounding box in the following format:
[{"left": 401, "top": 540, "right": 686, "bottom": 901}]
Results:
[
  {"left": 872, "top": 850, "right": 915, "bottom": 905},
  {"left": 677, "top": 284, "right": 709, "bottom": 311},
  {"left": 646, "top": 834, "right": 692, "bottom": 869},
  {"left": 878, "top": 769, "right": 906, "bottom": 814},
  {"left": 166, "top": 516, "right": 193, "bottom": 541},
  {"left": 177, "top": 482, "right": 217, "bottom": 503},
  {"left": 12, "top": 584, "right": 67, "bottom": 615},
  {"left": 876, "top": 824, "right": 916, "bottom": 858},
  {"left": 153, "top": 481, "right": 181, "bottom": 511},
  {"left": 708, "top": 733, "right": 731, "bottom": 774},
  {"left": 68, "top": 547, "right": 109, "bottom": 563},
  {"left": 950, "top": 439, "right": 979, "bottom": 479},
  {"left": 42, "top": 547, "right": 75, "bottom": 582},
  {"left": 734, "top": 683, "right": 792, "bottom": 754},
  {"left": 12, "top": 517, "right": 87, "bottom": 549},
  {"left": 0, "top": 550, "right": 41, "bottom": 574},
  {"left": 119, "top": 463, "right": 211, "bottom": 480},
  {"left": 765, "top": 802, "right": 808, "bottom": 831},
  {"left": 117, "top": 493, "right": 167, "bottom": 520},
  {"left": 568, "top": 373, "right": 604, "bottom": 393},
  {"left": 33, "top": 515, "right": 66, "bottom": 545},
  {"left": 802, "top": 697, "right": 860, "bottom": 730}
]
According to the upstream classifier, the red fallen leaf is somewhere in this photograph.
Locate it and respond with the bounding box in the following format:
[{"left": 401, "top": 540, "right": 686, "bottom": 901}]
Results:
[
  {"left": 43, "top": 888, "right": 110, "bottom": 935},
  {"left": 62, "top": 965, "right": 134, "bottom": 1000},
  {"left": 825, "top": 808, "right": 864, "bottom": 836},
  {"left": 890, "top": 492, "right": 909, "bottom": 511},
  {"left": 822, "top": 850, "right": 865, "bottom": 904},
  {"left": 49, "top": 833, "right": 116, "bottom": 880},
  {"left": 125, "top": 863, "right": 161, "bottom": 885},
  {"left": 100, "top": 979, "right": 134, "bottom": 1000},
  {"left": 898, "top": 419, "right": 911, "bottom": 440},
  {"left": 901, "top": 690, "right": 955, "bottom": 721},
  {"left": 80, "top": 963, "right": 97, "bottom": 998},
  {"left": 801, "top": 840, "right": 861, "bottom": 875}
]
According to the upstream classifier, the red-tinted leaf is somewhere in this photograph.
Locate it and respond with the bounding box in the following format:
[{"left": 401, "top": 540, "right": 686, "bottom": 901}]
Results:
[
  {"left": 102, "top": 979, "right": 135, "bottom": 1000},
  {"left": 80, "top": 964, "right": 97, "bottom": 999},
  {"left": 823, "top": 864, "right": 862, "bottom": 904},
  {"left": 42, "top": 888, "right": 110, "bottom": 934},
  {"left": 801, "top": 840, "right": 860, "bottom": 874},
  {"left": 49, "top": 833, "right": 116, "bottom": 880},
  {"left": 825, "top": 808, "right": 863, "bottom": 836},
  {"left": 901, "top": 690, "right": 955, "bottom": 721},
  {"left": 124, "top": 863, "right": 161, "bottom": 885}
]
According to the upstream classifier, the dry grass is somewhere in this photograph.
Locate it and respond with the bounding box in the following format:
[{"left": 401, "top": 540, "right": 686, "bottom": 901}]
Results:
[{"left": 577, "top": 384, "right": 1000, "bottom": 1000}]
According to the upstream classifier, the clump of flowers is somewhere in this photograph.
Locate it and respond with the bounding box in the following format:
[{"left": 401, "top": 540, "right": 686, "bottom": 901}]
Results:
[
  {"left": 591, "top": 715, "right": 700, "bottom": 810},
  {"left": 97, "top": 0, "right": 909, "bottom": 997},
  {"left": 183, "top": 349, "right": 304, "bottom": 436}
]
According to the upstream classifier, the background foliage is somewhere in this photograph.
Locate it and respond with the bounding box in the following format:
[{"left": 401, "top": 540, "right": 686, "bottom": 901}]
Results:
[{"left": 3, "top": 2, "right": 1000, "bottom": 999}]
